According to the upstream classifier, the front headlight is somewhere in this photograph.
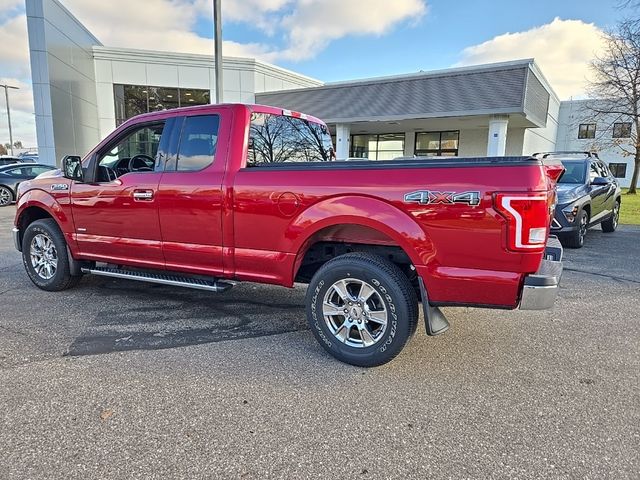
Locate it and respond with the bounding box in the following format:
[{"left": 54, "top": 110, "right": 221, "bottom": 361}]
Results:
[{"left": 562, "top": 204, "right": 580, "bottom": 223}]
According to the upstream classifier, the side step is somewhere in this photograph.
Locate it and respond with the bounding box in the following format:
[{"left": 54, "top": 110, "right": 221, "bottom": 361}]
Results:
[{"left": 81, "top": 267, "right": 234, "bottom": 292}]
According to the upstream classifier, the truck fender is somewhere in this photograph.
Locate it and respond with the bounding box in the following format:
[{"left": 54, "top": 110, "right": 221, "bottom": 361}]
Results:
[
  {"left": 15, "top": 189, "right": 77, "bottom": 253},
  {"left": 286, "top": 195, "right": 436, "bottom": 268}
]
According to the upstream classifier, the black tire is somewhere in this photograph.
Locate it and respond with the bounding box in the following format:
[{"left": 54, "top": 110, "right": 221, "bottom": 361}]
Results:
[
  {"left": 0, "top": 185, "right": 14, "bottom": 207},
  {"left": 562, "top": 209, "right": 588, "bottom": 249},
  {"left": 22, "top": 219, "right": 82, "bottom": 291},
  {"left": 305, "top": 252, "right": 418, "bottom": 367},
  {"left": 601, "top": 200, "right": 620, "bottom": 233}
]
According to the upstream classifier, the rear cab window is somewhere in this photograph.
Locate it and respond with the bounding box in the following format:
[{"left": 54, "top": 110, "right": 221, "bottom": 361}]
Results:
[{"left": 246, "top": 112, "right": 334, "bottom": 166}]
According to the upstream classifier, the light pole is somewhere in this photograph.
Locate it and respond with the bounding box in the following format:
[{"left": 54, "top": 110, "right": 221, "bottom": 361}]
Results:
[
  {"left": 213, "top": 0, "right": 223, "bottom": 103},
  {"left": 0, "top": 84, "right": 18, "bottom": 156}
]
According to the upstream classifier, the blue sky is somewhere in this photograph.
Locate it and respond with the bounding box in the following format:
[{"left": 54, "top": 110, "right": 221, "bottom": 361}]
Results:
[
  {"left": 216, "top": 0, "right": 626, "bottom": 81},
  {"left": 0, "top": 0, "right": 634, "bottom": 146}
]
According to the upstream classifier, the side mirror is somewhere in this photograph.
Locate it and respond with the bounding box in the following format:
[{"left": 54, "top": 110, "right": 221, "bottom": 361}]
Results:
[
  {"left": 62, "top": 155, "right": 83, "bottom": 181},
  {"left": 591, "top": 176, "right": 609, "bottom": 186}
]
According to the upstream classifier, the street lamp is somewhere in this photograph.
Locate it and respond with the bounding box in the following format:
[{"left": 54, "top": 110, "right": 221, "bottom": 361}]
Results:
[
  {"left": 213, "top": 0, "right": 223, "bottom": 103},
  {"left": 0, "top": 84, "right": 19, "bottom": 156}
]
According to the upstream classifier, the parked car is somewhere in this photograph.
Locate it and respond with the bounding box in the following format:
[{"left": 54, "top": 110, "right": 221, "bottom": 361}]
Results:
[
  {"left": 13, "top": 104, "right": 565, "bottom": 366},
  {"left": 0, "top": 164, "right": 57, "bottom": 206},
  {"left": 535, "top": 152, "right": 621, "bottom": 248}
]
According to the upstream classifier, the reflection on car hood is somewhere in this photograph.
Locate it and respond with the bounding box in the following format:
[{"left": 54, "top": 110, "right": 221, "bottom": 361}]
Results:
[
  {"left": 36, "top": 168, "right": 62, "bottom": 179},
  {"left": 556, "top": 183, "right": 587, "bottom": 202}
]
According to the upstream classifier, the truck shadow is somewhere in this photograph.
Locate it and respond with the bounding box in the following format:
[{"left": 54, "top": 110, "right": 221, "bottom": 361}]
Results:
[{"left": 65, "top": 278, "right": 308, "bottom": 356}]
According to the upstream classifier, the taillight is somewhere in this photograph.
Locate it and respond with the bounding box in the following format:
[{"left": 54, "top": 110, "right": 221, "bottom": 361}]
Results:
[{"left": 494, "top": 193, "right": 549, "bottom": 251}]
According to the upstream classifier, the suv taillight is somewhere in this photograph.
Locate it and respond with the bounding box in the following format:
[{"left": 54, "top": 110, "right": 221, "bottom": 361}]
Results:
[{"left": 494, "top": 193, "right": 549, "bottom": 252}]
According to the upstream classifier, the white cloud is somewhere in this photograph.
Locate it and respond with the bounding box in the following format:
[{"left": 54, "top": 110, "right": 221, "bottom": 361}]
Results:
[
  {"left": 457, "top": 17, "right": 606, "bottom": 99},
  {"left": 280, "top": 0, "right": 427, "bottom": 60}
]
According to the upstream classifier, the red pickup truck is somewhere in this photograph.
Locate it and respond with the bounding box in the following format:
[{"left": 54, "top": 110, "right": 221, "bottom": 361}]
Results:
[{"left": 13, "top": 104, "right": 564, "bottom": 366}]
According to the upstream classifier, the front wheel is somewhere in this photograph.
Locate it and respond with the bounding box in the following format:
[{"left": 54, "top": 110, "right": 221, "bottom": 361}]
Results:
[
  {"left": 601, "top": 200, "right": 620, "bottom": 233},
  {"left": 305, "top": 253, "right": 418, "bottom": 367},
  {"left": 22, "top": 219, "right": 81, "bottom": 291},
  {"left": 563, "top": 210, "right": 588, "bottom": 248}
]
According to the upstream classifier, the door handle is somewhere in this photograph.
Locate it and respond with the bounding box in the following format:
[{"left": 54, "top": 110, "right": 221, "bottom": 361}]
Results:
[{"left": 133, "top": 190, "right": 154, "bottom": 201}]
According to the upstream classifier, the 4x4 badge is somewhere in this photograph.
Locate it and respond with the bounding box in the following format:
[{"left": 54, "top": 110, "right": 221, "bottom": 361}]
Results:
[{"left": 404, "top": 190, "right": 481, "bottom": 206}]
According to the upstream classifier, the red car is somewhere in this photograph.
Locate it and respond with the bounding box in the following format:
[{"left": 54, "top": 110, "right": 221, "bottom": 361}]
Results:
[{"left": 13, "top": 104, "right": 564, "bottom": 366}]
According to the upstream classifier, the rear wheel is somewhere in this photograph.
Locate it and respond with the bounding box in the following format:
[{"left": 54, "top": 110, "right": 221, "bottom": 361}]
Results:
[
  {"left": 305, "top": 252, "right": 418, "bottom": 367},
  {"left": 563, "top": 210, "right": 588, "bottom": 249},
  {"left": 601, "top": 200, "right": 620, "bottom": 233},
  {"left": 22, "top": 219, "right": 82, "bottom": 291},
  {"left": 0, "top": 186, "right": 13, "bottom": 206}
]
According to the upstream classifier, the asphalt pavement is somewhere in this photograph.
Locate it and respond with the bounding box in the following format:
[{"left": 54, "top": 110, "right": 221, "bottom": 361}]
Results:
[{"left": 0, "top": 205, "right": 638, "bottom": 479}]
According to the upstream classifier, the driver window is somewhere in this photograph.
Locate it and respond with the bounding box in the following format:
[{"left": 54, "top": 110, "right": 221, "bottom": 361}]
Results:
[{"left": 96, "top": 122, "right": 165, "bottom": 182}]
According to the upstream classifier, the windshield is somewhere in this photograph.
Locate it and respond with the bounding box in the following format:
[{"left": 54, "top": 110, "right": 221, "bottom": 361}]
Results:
[{"left": 559, "top": 160, "right": 587, "bottom": 184}]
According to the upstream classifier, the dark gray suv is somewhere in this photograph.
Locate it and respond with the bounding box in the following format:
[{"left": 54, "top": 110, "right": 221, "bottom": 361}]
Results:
[{"left": 536, "top": 152, "right": 621, "bottom": 248}]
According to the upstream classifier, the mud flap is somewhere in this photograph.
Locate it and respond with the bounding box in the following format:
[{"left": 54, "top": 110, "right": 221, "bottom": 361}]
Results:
[{"left": 418, "top": 277, "right": 450, "bottom": 336}]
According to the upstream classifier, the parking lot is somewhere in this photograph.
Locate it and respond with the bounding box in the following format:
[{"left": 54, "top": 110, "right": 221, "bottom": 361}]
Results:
[{"left": 0, "top": 205, "right": 638, "bottom": 479}]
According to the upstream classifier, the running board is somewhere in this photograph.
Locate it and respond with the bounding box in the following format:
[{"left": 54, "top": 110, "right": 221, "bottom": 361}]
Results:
[{"left": 81, "top": 267, "right": 234, "bottom": 292}]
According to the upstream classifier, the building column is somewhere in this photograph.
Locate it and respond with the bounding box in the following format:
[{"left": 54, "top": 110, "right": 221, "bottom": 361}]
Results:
[
  {"left": 404, "top": 131, "right": 415, "bottom": 157},
  {"left": 335, "top": 124, "right": 350, "bottom": 159},
  {"left": 487, "top": 115, "right": 509, "bottom": 156}
]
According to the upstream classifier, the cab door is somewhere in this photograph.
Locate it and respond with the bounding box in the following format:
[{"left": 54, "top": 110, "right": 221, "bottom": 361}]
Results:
[
  {"left": 588, "top": 161, "right": 607, "bottom": 221},
  {"left": 70, "top": 120, "right": 172, "bottom": 269},
  {"left": 156, "top": 113, "right": 227, "bottom": 276}
]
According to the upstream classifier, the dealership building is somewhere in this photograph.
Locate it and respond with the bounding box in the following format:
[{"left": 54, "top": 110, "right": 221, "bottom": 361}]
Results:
[{"left": 26, "top": 0, "right": 636, "bottom": 186}]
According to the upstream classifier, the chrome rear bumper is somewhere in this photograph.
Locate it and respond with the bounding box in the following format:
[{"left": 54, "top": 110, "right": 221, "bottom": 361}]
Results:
[{"left": 519, "top": 236, "right": 563, "bottom": 310}]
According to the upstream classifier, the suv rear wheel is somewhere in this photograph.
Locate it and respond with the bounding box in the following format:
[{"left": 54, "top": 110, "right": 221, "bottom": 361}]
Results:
[
  {"left": 601, "top": 200, "right": 620, "bottom": 233},
  {"left": 305, "top": 252, "right": 418, "bottom": 367},
  {"left": 22, "top": 219, "right": 82, "bottom": 291}
]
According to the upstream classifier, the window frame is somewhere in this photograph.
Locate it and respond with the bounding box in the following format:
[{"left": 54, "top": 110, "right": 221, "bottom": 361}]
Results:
[
  {"left": 171, "top": 114, "right": 220, "bottom": 173},
  {"left": 349, "top": 133, "right": 406, "bottom": 160},
  {"left": 246, "top": 113, "right": 334, "bottom": 166},
  {"left": 612, "top": 122, "right": 632, "bottom": 139},
  {"left": 608, "top": 162, "right": 627, "bottom": 178},
  {"left": 578, "top": 123, "right": 597, "bottom": 139},
  {"left": 93, "top": 120, "right": 167, "bottom": 183},
  {"left": 414, "top": 130, "right": 460, "bottom": 157}
]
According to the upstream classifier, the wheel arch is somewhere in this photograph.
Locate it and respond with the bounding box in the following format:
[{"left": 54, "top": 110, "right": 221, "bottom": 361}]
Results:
[
  {"left": 288, "top": 195, "right": 434, "bottom": 284},
  {"left": 15, "top": 191, "right": 75, "bottom": 251}
]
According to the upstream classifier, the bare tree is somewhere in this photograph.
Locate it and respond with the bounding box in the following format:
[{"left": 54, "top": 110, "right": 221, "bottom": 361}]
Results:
[
  {"left": 586, "top": 20, "right": 640, "bottom": 193},
  {"left": 0, "top": 144, "right": 6, "bottom": 155}
]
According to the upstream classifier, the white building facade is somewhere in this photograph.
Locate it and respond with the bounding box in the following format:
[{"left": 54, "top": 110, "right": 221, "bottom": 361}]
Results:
[{"left": 556, "top": 99, "right": 637, "bottom": 187}]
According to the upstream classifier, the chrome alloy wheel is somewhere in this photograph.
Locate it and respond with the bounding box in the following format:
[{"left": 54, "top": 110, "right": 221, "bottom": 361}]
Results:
[
  {"left": 579, "top": 213, "right": 588, "bottom": 244},
  {"left": 30, "top": 233, "right": 58, "bottom": 280},
  {"left": 0, "top": 186, "right": 12, "bottom": 206},
  {"left": 613, "top": 203, "right": 620, "bottom": 229},
  {"left": 322, "top": 278, "right": 387, "bottom": 348}
]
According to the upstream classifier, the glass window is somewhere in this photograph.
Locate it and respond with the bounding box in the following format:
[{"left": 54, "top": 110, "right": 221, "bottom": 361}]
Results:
[
  {"left": 247, "top": 113, "right": 334, "bottom": 165},
  {"left": 350, "top": 134, "right": 377, "bottom": 159},
  {"left": 578, "top": 124, "right": 596, "bottom": 139},
  {"left": 559, "top": 161, "right": 587, "bottom": 184},
  {"left": 376, "top": 133, "right": 405, "bottom": 160},
  {"left": 180, "top": 89, "right": 210, "bottom": 106},
  {"left": 609, "top": 163, "right": 627, "bottom": 178},
  {"left": 148, "top": 87, "right": 179, "bottom": 112},
  {"left": 176, "top": 115, "right": 220, "bottom": 172},
  {"left": 589, "top": 162, "right": 601, "bottom": 181},
  {"left": 114, "top": 84, "right": 211, "bottom": 125},
  {"left": 612, "top": 122, "right": 632, "bottom": 138},
  {"left": 415, "top": 131, "right": 459, "bottom": 156},
  {"left": 350, "top": 133, "right": 405, "bottom": 160},
  {"left": 97, "top": 122, "right": 166, "bottom": 181}
]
